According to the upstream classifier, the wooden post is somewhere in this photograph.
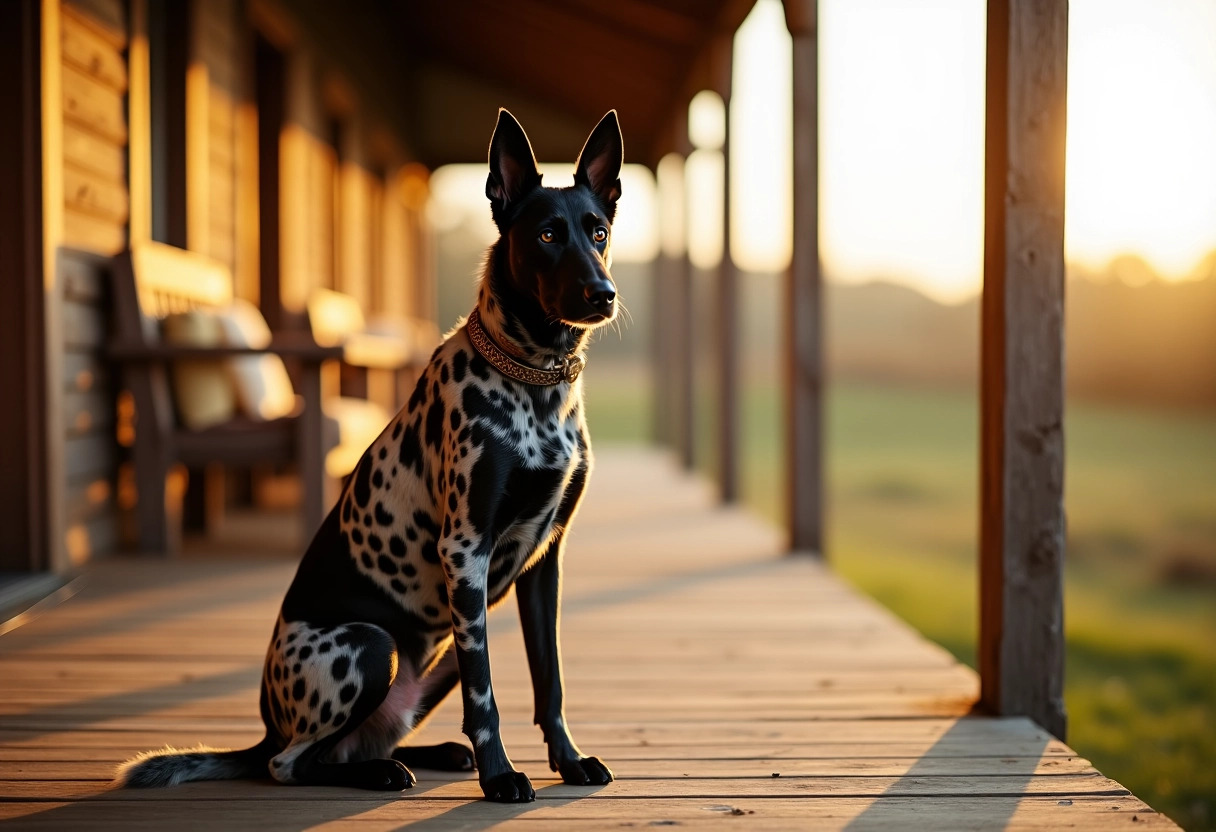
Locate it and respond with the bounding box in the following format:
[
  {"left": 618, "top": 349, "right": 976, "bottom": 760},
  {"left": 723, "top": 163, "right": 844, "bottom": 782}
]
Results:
[
  {"left": 674, "top": 248, "right": 695, "bottom": 470},
  {"left": 255, "top": 32, "right": 285, "bottom": 330},
  {"left": 0, "top": 0, "right": 50, "bottom": 573},
  {"left": 714, "top": 41, "right": 739, "bottom": 504},
  {"left": 980, "top": 0, "right": 1069, "bottom": 740},
  {"left": 783, "top": 0, "right": 823, "bottom": 556},
  {"left": 650, "top": 158, "right": 669, "bottom": 446},
  {"left": 654, "top": 151, "right": 686, "bottom": 452},
  {"left": 651, "top": 251, "right": 672, "bottom": 446},
  {"left": 666, "top": 126, "right": 695, "bottom": 471}
]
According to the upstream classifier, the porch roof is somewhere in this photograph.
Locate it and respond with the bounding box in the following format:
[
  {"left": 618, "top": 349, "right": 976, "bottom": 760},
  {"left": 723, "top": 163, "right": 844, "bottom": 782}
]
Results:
[{"left": 289, "top": 0, "right": 756, "bottom": 167}]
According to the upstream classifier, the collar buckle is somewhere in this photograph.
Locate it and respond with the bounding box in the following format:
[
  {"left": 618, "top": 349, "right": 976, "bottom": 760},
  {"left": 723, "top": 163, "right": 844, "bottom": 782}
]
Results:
[{"left": 561, "top": 354, "right": 586, "bottom": 384}]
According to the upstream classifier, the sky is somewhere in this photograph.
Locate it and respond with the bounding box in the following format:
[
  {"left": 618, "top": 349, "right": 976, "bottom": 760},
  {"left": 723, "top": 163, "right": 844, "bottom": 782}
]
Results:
[{"left": 430, "top": 0, "right": 1216, "bottom": 304}]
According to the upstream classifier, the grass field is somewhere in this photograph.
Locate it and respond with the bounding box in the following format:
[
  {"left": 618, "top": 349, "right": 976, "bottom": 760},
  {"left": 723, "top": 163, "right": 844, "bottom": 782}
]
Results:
[{"left": 584, "top": 371, "right": 1216, "bottom": 831}]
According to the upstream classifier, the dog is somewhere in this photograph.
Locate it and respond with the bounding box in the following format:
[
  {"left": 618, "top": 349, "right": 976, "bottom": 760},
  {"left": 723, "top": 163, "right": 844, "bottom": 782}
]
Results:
[{"left": 117, "top": 108, "right": 623, "bottom": 803}]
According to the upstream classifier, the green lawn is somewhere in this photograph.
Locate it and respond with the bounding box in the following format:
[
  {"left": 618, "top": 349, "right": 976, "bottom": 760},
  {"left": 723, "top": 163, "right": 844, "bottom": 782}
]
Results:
[{"left": 584, "top": 371, "right": 1216, "bottom": 832}]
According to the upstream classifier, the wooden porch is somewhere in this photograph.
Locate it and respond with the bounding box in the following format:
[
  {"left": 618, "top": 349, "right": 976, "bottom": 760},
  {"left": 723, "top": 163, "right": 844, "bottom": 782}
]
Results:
[{"left": 0, "top": 449, "right": 1174, "bottom": 830}]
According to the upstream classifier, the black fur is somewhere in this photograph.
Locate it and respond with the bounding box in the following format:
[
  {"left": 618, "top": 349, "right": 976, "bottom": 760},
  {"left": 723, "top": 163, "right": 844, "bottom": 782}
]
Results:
[{"left": 117, "top": 109, "right": 623, "bottom": 802}]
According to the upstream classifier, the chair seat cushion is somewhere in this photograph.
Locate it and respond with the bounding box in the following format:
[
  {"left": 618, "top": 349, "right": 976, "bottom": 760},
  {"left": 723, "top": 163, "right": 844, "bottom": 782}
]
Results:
[
  {"left": 216, "top": 299, "right": 298, "bottom": 421},
  {"left": 160, "top": 310, "right": 237, "bottom": 431}
]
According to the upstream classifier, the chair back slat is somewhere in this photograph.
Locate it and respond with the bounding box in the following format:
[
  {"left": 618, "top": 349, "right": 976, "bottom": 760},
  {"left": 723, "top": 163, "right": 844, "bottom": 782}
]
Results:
[{"left": 112, "top": 242, "right": 234, "bottom": 345}]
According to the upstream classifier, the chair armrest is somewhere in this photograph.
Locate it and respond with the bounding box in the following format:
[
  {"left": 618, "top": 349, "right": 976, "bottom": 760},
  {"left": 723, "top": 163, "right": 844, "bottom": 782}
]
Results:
[{"left": 109, "top": 336, "right": 344, "bottom": 363}]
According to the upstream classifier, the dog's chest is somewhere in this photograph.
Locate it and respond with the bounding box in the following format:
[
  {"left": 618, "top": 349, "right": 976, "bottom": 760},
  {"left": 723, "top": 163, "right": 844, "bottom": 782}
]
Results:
[{"left": 482, "top": 399, "right": 581, "bottom": 595}]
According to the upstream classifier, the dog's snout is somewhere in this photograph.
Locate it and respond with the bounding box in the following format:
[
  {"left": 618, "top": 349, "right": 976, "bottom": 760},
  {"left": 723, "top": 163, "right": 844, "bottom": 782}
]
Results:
[{"left": 584, "top": 282, "right": 616, "bottom": 315}]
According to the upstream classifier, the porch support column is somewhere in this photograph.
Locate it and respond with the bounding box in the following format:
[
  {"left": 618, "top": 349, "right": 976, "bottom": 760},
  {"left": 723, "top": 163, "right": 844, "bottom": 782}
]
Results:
[
  {"left": 980, "top": 0, "right": 1069, "bottom": 740},
  {"left": 662, "top": 121, "right": 695, "bottom": 470},
  {"left": 651, "top": 160, "right": 676, "bottom": 448},
  {"left": 650, "top": 248, "right": 670, "bottom": 446},
  {"left": 714, "top": 40, "right": 739, "bottom": 503},
  {"left": 783, "top": 0, "right": 823, "bottom": 555},
  {"left": 0, "top": 0, "right": 51, "bottom": 573}
]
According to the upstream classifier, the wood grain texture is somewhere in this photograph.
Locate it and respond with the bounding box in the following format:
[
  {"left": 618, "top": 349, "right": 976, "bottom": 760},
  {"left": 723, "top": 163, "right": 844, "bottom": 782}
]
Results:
[
  {"left": 60, "top": 7, "right": 127, "bottom": 92},
  {"left": 980, "top": 0, "right": 1069, "bottom": 740},
  {"left": 55, "top": 249, "right": 119, "bottom": 563},
  {"left": 62, "top": 208, "right": 125, "bottom": 255},
  {"left": 0, "top": 450, "right": 1171, "bottom": 830},
  {"left": 64, "top": 164, "right": 130, "bottom": 223},
  {"left": 61, "top": 64, "right": 127, "bottom": 145},
  {"left": 62, "top": 122, "right": 125, "bottom": 181},
  {"left": 62, "top": 0, "right": 126, "bottom": 48}
]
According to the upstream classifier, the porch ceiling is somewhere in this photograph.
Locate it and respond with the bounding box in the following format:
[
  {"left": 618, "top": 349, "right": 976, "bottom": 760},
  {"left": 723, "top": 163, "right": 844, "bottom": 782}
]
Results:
[
  {"left": 304, "top": 0, "right": 758, "bottom": 168},
  {"left": 398, "top": 0, "right": 754, "bottom": 167}
]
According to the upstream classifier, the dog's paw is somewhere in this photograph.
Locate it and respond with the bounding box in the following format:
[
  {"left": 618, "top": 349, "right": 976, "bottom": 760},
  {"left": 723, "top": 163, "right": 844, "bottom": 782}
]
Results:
[
  {"left": 351, "top": 759, "right": 415, "bottom": 791},
  {"left": 555, "top": 755, "right": 614, "bottom": 786},
  {"left": 393, "top": 741, "right": 476, "bottom": 772},
  {"left": 481, "top": 770, "right": 535, "bottom": 803}
]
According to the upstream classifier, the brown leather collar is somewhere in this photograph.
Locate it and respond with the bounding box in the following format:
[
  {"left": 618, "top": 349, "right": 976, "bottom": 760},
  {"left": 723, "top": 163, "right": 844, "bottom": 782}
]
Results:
[{"left": 466, "top": 308, "right": 586, "bottom": 386}]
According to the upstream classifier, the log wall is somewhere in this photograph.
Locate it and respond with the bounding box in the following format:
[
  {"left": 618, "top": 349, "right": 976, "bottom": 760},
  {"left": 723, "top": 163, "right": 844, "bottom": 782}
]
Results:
[{"left": 56, "top": 0, "right": 129, "bottom": 564}]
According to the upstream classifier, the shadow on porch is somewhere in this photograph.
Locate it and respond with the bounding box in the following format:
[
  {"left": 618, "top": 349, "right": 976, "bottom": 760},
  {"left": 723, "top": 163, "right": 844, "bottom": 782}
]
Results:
[{"left": 0, "top": 448, "right": 1170, "bottom": 830}]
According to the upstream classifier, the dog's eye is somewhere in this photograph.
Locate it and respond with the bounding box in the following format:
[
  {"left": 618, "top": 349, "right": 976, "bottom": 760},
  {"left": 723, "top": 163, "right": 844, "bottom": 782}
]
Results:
[
  {"left": 593, "top": 227, "right": 608, "bottom": 243},
  {"left": 539, "top": 229, "right": 555, "bottom": 244}
]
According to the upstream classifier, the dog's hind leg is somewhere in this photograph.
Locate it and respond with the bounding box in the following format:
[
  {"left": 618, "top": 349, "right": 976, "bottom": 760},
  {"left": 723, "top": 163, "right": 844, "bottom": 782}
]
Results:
[
  {"left": 265, "top": 619, "right": 413, "bottom": 790},
  {"left": 392, "top": 649, "right": 476, "bottom": 771}
]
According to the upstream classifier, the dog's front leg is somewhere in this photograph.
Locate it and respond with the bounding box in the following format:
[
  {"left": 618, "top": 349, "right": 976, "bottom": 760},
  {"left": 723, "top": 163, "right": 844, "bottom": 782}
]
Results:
[
  {"left": 446, "top": 547, "right": 534, "bottom": 803},
  {"left": 516, "top": 534, "right": 614, "bottom": 786}
]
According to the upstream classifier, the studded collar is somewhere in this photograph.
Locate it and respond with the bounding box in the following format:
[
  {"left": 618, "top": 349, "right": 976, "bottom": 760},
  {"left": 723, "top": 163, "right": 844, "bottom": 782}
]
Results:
[{"left": 465, "top": 308, "right": 586, "bottom": 386}]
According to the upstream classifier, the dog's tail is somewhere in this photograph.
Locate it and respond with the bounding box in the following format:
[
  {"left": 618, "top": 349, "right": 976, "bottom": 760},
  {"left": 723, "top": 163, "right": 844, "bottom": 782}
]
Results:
[{"left": 116, "top": 738, "right": 277, "bottom": 788}]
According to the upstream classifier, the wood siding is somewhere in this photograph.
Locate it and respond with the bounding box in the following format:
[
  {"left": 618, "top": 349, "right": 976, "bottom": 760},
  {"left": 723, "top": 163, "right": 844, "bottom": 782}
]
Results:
[
  {"left": 187, "top": 0, "right": 239, "bottom": 272},
  {"left": 58, "top": 249, "right": 119, "bottom": 565},
  {"left": 30, "top": 0, "right": 436, "bottom": 570},
  {"left": 279, "top": 50, "right": 335, "bottom": 315},
  {"left": 55, "top": 0, "right": 128, "bottom": 564},
  {"left": 60, "top": 0, "right": 129, "bottom": 256}
]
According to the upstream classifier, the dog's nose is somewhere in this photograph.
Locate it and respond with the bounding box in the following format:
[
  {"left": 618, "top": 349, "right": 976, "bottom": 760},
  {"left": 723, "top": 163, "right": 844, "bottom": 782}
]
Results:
[{"left": 584, "top": 284, "right": 616, "bottom": 314}]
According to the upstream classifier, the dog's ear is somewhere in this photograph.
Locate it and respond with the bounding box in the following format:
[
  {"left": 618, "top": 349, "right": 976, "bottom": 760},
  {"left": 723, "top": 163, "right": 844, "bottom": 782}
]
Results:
[
  {"left": 486, "top": 109, "right": 542, "bottom": 216},
  {"left": 574, "top": 111, "right": 623, "bottom": 219}
]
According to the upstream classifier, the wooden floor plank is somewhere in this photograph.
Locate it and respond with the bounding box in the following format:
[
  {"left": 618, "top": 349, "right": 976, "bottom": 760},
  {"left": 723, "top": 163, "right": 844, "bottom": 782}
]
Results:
[
  {"left": 0, "top": 449, "right": 1176, "bottom": 829},
  {"left": 0, "top": 796, "right": 1177, "bottom": 831}
]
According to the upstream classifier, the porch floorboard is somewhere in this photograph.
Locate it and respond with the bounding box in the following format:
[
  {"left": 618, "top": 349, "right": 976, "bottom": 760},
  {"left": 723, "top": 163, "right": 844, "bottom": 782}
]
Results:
[{"left": 0, "top": 448, "right": 1175, "bottom": 829}]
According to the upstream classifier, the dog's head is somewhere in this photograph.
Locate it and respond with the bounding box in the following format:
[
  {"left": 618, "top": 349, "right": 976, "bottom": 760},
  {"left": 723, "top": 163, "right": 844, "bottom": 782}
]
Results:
[{"left": 485, "top": 109, "right": 622, "bottom": 328}]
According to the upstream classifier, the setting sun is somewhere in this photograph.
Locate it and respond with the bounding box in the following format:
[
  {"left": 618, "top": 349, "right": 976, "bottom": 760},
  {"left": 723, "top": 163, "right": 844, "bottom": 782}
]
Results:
[{"left": 729, "top": 0, "right": 1216, "bottom": 300}]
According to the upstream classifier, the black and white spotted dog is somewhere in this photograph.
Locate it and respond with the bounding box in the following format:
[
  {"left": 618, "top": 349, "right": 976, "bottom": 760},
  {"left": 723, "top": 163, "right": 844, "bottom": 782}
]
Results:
[{"left": 118, "top": 109, "right": 623, "bottom": 803}]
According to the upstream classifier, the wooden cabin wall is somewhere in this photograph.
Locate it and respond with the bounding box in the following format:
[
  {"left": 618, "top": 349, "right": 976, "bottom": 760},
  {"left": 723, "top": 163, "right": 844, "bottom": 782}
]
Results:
[
  {"left": 61, "top": 0, "right": 129, "bottom": 256},
  {"left": 56, "top": 0, "right": 130, "bottom": 564},
  {"left": 186, "top": 0, "right": 259, "bottom": 304},
  {"left": 32, "top": 0, "right": 436, "bottom": 570},
  {"left": 379, "top": 168, "right": 409, "bottom": 319},
  {"left": 334, "top": 118, "right": 377, "bottom": 313},
  {"left": 279, "top": 50, "right": 336, "bottom": 316},
  {"left": 399, "top": 165, "right": 434, "bottom": 322}
]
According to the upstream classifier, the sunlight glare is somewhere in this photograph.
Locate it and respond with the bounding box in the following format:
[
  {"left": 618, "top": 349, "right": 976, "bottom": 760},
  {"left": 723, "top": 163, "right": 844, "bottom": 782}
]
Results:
[
  {"left": 731, "top": 0, "right": 793, "bottom": 274},
  {"left": 657, "top": 153, "right": 687, "bottom": 258},
  {"left": 427, "top": 164, "right": 658, "bottom": 263},
  {"left": 1066, "top": 0, "right": 1216, "bottom": 280},
  {"left": 689, "top": 91, "right": 726, "bottom": 151}
]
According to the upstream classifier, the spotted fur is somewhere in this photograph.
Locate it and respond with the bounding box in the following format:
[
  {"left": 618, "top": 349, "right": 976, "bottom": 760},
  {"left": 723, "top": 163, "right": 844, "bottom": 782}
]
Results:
[{"left": 118, "top": 109, "right": 623, "bottom": 802}]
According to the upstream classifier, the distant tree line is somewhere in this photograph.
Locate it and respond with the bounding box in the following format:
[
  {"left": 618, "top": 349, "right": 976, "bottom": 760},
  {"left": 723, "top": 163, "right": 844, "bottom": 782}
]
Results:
[{"left": 826, "top": 251, "right": 1216, "bottom": 410}]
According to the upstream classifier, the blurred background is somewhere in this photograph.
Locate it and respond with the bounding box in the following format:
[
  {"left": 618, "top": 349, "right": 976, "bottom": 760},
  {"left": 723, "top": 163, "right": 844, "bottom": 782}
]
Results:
[
  {"left": 434, "top": 2, "right": 1216, "bottom": 826},
  {"left": 2, "top": 0, "right": 1211, "bottom": 827}
]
